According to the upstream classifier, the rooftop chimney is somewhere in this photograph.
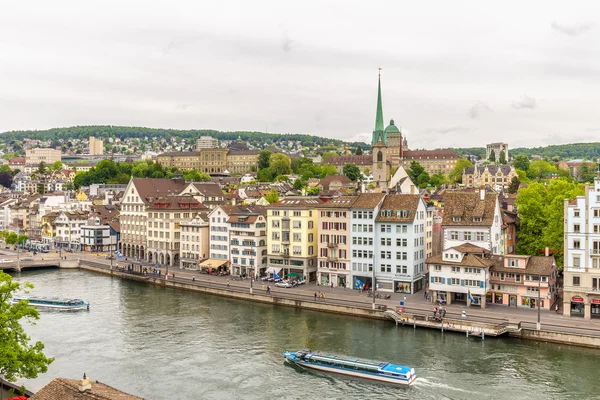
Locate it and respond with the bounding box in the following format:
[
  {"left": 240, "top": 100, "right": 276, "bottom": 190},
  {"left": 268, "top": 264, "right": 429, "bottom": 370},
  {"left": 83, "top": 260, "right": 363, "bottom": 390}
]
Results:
[
  {"left": 545, "top": 246, "right": 549, "bottom": 257},
  {"left": 79, "top": 373, "right": 92, "bottom": 392},
  {"left": 480, "top": 187, "right": 485, "bottom": 201}
]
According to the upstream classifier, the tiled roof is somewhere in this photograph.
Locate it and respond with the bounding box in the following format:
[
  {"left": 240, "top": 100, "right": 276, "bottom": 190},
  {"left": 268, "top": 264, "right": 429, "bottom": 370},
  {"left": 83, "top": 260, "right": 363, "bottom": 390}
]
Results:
[
  {"left": 351, "top": 193, "right": 385, "bottom": 209},
  {"left": 402, "top": 149, "right": 459, "bottom": 159},
  {"left": 491, "top": 255, "right": 556, "bottom": 276},
  {"left": 269, "top": 197, "right": 324, "bottom": 208},
  {"left": 442, "top": 192, "right": 498, "bottom": 226},
  {"left": 146, "top": 196, "right": 207, "bottom": 211},
  {"left": 158, "top": 151, "right": 202, "bottom": 157},
  {"left": 30, "top": 377, "right": 144, "bottom": 400},
  {"left": 318, "top": 196, "right": 358, "bottom": 208},
  {"left": 452, "top": 243, "right": 491, "bottom": 254},
  {"left": 324, "top": 155, "right": 372, "bottom": 166},
  {"left": 318, "top": 175, "right": 353, "bottom": 190},
  {"left": 426, "top": 253, "right": 496, "bottom": 268},
  {"left": 375, "top": 194, "right": 422, "bottom": 222},
  {"left": 132, "top": 178, "right": 188, "bottom": 204}
]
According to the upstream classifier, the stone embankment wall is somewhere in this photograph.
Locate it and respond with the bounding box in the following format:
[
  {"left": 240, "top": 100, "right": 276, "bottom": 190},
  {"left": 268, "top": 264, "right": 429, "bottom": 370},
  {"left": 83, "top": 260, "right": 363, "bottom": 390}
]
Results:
[{"left": 510, "top": 329, "right": 600, "bottom": 348}]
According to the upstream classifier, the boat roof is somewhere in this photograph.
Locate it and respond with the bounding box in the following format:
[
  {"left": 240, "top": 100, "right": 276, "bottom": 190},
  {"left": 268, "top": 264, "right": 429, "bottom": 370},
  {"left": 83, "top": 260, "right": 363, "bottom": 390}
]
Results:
[
  {"left": 379, "top": 363, "right": 413, "bottom": 375},
  {"left": 307, "top": 351, "right": 387, "bottom": 368},
  {"left": 14, "top": 295, "right": 85, "bottom": 302}
]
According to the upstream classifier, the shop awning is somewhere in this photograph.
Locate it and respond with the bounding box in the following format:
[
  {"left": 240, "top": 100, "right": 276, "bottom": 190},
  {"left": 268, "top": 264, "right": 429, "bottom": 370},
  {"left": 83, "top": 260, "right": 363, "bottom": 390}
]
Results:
[
  {"left": 199, "top": 259, "right": 228, "bottom": 269},
  {"left": 287, "top": 272, "right": 300, "bottom": 278},
  {"left": 267, "top": 267, "right": 282, "bottom": 274}
]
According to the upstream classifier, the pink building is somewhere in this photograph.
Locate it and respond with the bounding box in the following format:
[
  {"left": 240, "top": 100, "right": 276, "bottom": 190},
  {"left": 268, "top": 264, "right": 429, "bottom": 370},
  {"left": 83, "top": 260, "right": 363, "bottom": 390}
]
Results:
[{"left": 488, "top": 254, "right": 557, "bottom": 309}]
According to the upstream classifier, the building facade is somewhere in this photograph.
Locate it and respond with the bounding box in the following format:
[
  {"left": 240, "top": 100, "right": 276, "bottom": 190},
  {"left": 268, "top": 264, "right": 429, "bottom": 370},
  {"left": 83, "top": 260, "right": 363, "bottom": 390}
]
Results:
[
  {"left": 462, "top": 165, "right": 517, "bottom": 190},
  {"left": 180, "top": 214, "right": 210, "bottom": 269},
  {"left": 399, "top": 150, "right": 460, "bottom": 176},
  {"left": 89, "top": 136, "right": 104, "bottom": 155},
  {"left": 563, "top": 177, "right": 600, "bottom": 319},
  {"left": 26, "top": 148, "right": 61, "bottom": 165},
  {"left": 54, "top": 210, "right": 89, "bottom": 251},
  {"left": 81, "top": 217, "right": 116, "bottom": 253},
  {"left": 157, "top": 148, "right": 229, "bottom": 174},
  {"left": 208, "top": 206, "right": 231, "bottom": 263},
  {"left": 196, "top": 136, "right": 219, "bottom": 150},
  {"left": 267, "top": 198, "right": 322, "bottom": 281},
  {"left": 486, "top": 142, "right": 508, "bottom": 161},
  {"left": 228, "top": 207, "right": 267, "bottom": 278}
]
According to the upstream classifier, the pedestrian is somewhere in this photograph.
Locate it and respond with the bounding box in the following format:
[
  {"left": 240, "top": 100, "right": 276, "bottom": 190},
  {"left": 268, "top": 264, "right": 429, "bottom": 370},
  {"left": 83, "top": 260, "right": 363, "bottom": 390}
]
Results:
[
  {"left": 331, "top": 282, "right": 334, "bottom": 290},
  {"left": 227, "top": 280, "right": 230, "bottom": 287},
  {"left": 424, "top": 290, "right": 428, "bottom": 300},
  {"left": 314, "top": 292, "right": 317, "bottom": 301},
  {"left": 555, "top": 304, "right": 559, "bottom": 314},
  {"left": 322, "top": 293, "right": 326, "bottom": 301},
  {"left": 192, "top": 275, "right": 195, "bottom": 281},
  {"left": 267, "top": 285, "right": 271, "bottom": 294}
]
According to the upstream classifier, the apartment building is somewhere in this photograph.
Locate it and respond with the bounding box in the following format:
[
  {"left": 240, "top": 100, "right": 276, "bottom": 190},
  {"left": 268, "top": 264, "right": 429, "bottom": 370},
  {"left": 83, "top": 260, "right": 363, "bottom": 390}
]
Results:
[
  {"left": 54, "top": 210, "right": 89, "bottom": 251},
  {"left": 427, "top": 244, "right": 493, "bottom": 307},
  {"left": 180, "top": 182, "right": 227, "bottom": 210},
  {"left": 120, "top": 178, "right": 188, "bottom": 260},
  {"left": 374, "top": 194, "right": 427, "bottom": 294},
  {"left": 267, "top": 198, "right": 322, "bottom": 281},
  {"left": 146, "top": 196, "right": 206, "bottom": 267},
  {"left": 196, "top": 136, "right": 219, "bottom": 150},
  {"left": 180, "top": 214, "right": 210, "bottom": 269},
  {"left": 442, "top": 189, "right": 502, "bottom": 254},
  {"left": 425, "top": 206, "right": 435, "bottom": 259},
  {"left": 349, "top": 193, "right": 385, "bottom": 290},
  {"left": 486, "top": 142, "right": 508, "bottom": 161},
  {"left": 488, "top": 254, "right": 557, "bottom": 309},
  {"left": 89, "top": 136, "right": 104, "bottom": 155},
  {"left": 81, "top": 216, "right": 117, "bottom": 253},
  {"left": 25, "top": 148, "right": 61, "bottom": 165},
  {"left": 317, "top": 196, "right": 357, "bottom": 288},
  {"left": 462, "top": 165, "right": 517, "bottom": 191},
  {"left": 228, "top": 206, "right": 267, "bottom": 278},
  {"left": 563, "top": 177, "right": 600, "bottom": 319},
  {"left": 208, "top": 206, "right": 232, "bottom": 266}
]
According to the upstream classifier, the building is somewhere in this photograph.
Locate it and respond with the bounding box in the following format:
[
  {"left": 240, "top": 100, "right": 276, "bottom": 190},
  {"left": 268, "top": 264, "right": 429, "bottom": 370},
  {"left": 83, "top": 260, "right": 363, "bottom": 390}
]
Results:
[
  {"left": 89, "top": 136, "right": 104, "bottom": 155},
  {"left": 318, "top": 175, "right": 355, "bottom": 196},
  {"left": 226, "top": 138, "right": 260, "bottom": 175},
  {"left": 180, "top": 213, "right": 210, "bottom": 269},
  {"left": 25, "top": 148, "right": 61, "bottom": 165},
  {"left": 350, "top": 193, "right": 386, "bottom": 290},
  {"left": 563, "top": 177, "right": 600, "bottom": 319},
  {"left": 317, "top": 196, "right": 357, "bottom": 288},
  {"left": 462, "top": 165, "right": 517, "bottom": 190},
  {"left": 442, "top": 189, "right": 503, "bottom": 254},
  {"left": 53, "top": 210, "right": 90, "bottom": 251},
  {"left": 157, "top": 148, "right": 229, "bottom": 174},
  {"left": 373, "top": 194, "right": 428, "bottom": 293},
  {"left": 196, "top": 135, "right": 219, "bottom": 150},
  {"left": 228, "top": 206, "right": 268, "bottom": 277},
  {"left": 486, "top": 142, "right": 508, "bottom": 161},
  {"left": 30, "top": 374, "right": 143, "bottom": 400},
  {"left": 146, "top": 196, "right": 206, "bottom": 267},
  {"left": 399, "top": 149, "right": 460, "bottom": 176},
  {"left": 81, "top": 216, "right": 117, "bottom": 253},
  {"left": 208, "top": 205, "right": 232, "bottom": 266},
  {"left": 120, "top": 177, "right": 188, "bottom": 260},
  {"left": 267, "top": 198, "right": 322, "bottom": 281},
  {"left": 427, "top": 243, "right": 493, "bottom": 307},
  {"left": 488, "top": 253, "right": 557, "bottom": 309}
]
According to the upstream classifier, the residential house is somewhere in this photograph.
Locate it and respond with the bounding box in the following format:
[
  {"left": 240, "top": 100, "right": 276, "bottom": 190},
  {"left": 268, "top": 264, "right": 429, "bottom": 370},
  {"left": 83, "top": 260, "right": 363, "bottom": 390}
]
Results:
[
  {"left": 462, "top": 165, "right": 517, "bottom": 190},
  {"left": 228, "top": 206, "right": 268, "bottom": 277},
  {"left": 267, "top": 198, "right": 323, "bottom": 281},
  {"left": 54, "top": 210, "right": 90, "bottom": 250},
  {"left": 317, "top": 196, "right": 357, "bottom": 288},
  {"left": 180, "top": 214, "right": 210, "bottom": 269},
  {"left": 81, "top": 215, "right": 117, "bottom": 253},
  {"left": 318, "top": 175, "right": 355, "bottom": 196}
]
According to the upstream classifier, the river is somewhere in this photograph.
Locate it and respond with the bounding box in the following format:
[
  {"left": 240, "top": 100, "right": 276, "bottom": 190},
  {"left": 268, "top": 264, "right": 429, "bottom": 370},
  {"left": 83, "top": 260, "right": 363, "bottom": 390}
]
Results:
[{"left": 10, "top": 269, "right": 600, "bottom": 400}]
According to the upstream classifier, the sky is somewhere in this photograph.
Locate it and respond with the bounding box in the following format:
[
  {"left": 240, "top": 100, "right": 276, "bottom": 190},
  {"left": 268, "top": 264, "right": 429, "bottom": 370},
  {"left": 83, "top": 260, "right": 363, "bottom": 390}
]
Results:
[{"left": 1, "top": 1, "right": 600, "bottom": 148}]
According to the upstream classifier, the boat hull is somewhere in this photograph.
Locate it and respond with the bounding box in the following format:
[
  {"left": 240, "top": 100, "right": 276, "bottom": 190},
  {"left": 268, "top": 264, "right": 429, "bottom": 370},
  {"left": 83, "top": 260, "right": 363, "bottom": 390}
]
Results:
[
  {"left": 284, "top": 355, "right": 415, "bottom": 385},
  {"left": 23, "top": 303, "right": 89, "bottom": 311},
  {"left": 11, "top": 297, "right": 89, "bottom": 311}
]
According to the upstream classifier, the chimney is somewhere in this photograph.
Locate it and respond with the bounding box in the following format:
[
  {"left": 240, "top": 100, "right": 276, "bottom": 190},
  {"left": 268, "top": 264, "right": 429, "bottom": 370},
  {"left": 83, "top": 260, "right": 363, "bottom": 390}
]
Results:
[
  {"left": 479, "top": 187, "right": 485, "bottom": 201},
  {"left": 79, "top": 373, "right": 92, "bottom": 392},
  {"left": 545, "top": 246, "right": 549, "bottom": 257}
]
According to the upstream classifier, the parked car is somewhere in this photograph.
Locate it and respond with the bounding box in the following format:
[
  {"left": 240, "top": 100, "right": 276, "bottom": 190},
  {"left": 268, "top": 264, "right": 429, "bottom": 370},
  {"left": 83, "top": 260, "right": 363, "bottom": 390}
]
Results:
[
  {"left": 0, "top": 259, "right": 12, "bottom": 263},
  {"left": 21, "top": 257, "right": 34, "bottom": 261},
  {"left": 275, "top": 280, "right": 293, "bottom": 288}
]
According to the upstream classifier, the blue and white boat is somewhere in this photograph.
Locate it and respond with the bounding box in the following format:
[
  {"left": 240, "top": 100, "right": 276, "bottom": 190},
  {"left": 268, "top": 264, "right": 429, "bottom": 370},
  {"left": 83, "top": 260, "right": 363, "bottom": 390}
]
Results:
[
  {"left": 283, "top": 350, "right": 416, "bottom": 385},
  {"left": 12, "top": 295, "right": 90, "bottom": 311}
]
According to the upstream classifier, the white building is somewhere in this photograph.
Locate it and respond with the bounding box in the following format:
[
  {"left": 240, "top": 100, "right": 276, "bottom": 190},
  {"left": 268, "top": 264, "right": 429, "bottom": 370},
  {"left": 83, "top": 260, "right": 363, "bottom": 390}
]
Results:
[
  {"left": 563, "top": 177, "right": 600, "bottom": 319},
  {"left": 81, "top": 216, "right": 116, "bottom": 252},
  {"left": 25, "top": 148, "right": 62, "bottom": 165},
  {"left": 208, "top": 206, "right": 232, "bottom": 264},
  {"left": 373, "top": 194, "right": 428, "bottom": 294},
  {"left": 0, "top": 198, "right": 16, "bottom": 231},
  {"left": 54, "top": 210, "right": 89, "bottom": 250},
  {"left": 486, "top": 142, "right": 508, "bottom": 161},
  {"left": 349, "top": 194, "right": 385, "bottom": 290},
  {"left": 228, "top": 207, "right": 268, "bottom": 277},
  {"left": 442, "top": 189, "right": 502, "bottom": 254},
  {"left": 196, "top": 136, "right": 219, "bottom": 150},
  {"left": 180, "top": 214, "right": 210, "bottom": 269},
  {"left": 427, "top": 243, "right": 493, "bottom": 308}
]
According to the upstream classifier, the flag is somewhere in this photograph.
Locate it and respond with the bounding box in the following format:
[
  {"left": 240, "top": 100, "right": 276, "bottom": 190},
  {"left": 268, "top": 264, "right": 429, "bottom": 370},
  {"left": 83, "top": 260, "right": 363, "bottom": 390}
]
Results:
[
  {"left": 354, "top": 277, "right": 363, "bottom": 290},
  {"left": 273, "top": 271, "right": 281, "bottom": 280},
  {"left": 468, "top": 289, "right": 475, "bottom": 303}
]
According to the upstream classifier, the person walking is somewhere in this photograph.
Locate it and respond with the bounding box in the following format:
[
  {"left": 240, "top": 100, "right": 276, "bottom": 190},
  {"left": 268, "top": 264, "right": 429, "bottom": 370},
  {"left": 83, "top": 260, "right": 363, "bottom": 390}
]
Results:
[
  {"left": 555, "top": 304, "right": 560, "bottom": 314},
  {"left": 267, "top": 285, "right": 271, "bottom": 295},
  {"left": 314, "top": 292, "right": 317, "bottom": 301},
  {"left": 192, "top": 275, "right": 195, "bottom": 281},
  {"left": 227, "top": 280, "right": 230, "bottom": 287},
  {"left": 331, "top": 282, "right": 334, "bottom": 290}
]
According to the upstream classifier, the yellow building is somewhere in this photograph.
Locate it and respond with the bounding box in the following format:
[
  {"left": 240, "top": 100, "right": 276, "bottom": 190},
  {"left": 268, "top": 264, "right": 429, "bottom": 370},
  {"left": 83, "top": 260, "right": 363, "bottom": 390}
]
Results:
[
  {"left": 25, "top": 148, "right": 62, "bottom": 165},
  {"left": 462, "top": 165, "right": 517, "bottom": 190},
  {"left": 267, "top": 197, "right": 323, "bottom": 281},
  {"left": 157, "top": 148, "right": 229, "bottom": 174},
  {"left": 89, "top": 136, "right": 104, "bottom": 155}
]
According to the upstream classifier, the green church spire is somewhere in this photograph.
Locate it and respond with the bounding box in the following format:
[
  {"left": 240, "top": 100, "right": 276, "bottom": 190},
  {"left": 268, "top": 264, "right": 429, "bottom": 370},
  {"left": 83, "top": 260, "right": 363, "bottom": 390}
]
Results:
[{"left": 371, "top": 69, "right": 386, "bottom": 145}]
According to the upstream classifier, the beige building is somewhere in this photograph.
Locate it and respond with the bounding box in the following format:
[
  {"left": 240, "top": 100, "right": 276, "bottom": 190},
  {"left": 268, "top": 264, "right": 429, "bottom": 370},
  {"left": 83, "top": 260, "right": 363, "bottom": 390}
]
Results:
[
  {"left": 180, "top": 214, "right": 210, "bottom": 269},
  {"left": 157, "top": 148, "right": 229, "bottom": 174},
  {"left": 196, "top": 136, "right": 219, "bottom": 150},
  {"left": 399, "top": 149, "right": 460, "bottom": 176},
  {"left": 317, "top": 196, "right": 357, "bottom": 288},
  {"left": 228, "top": 206, "right": 268, "bottom": 277},
  {"left": 267, "top": 197, "right": 323, "bottom": 281},
  {"left": 486, "top": 142, "right": 508, "bottom": 161},
  {"left": 26, "top": 148, "right": 61, "bottom": 165},
  {"left": 462, "top": 165, "right": 517, "bottom": 190},
  {"left": 89, "top": 136, "right": 104, "bottom": 155}
]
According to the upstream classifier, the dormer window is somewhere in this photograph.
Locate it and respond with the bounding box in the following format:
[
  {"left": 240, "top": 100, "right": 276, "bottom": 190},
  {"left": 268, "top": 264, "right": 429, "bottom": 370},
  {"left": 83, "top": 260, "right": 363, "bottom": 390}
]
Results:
[
  {"left": 452, "top": 216, "right": 461, "bottom": 222},
  {"left": 396, "top": 210, "right": 409, "bottom": 218},
  {"left": 507, "top": 259, "right": 518, "bottom": 267},
  {"left": 473, "top": 216, "right": 482, "bottom": 222}
]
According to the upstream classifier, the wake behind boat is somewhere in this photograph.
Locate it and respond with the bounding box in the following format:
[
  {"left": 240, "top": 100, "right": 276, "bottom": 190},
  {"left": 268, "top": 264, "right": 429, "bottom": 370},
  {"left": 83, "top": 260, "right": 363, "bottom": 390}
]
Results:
[
  {"left": 12, "top": 295, "right": 90, "bottom": 311},
  {"left": 283, "top": 350, "right": 416, "bottom": 385}
]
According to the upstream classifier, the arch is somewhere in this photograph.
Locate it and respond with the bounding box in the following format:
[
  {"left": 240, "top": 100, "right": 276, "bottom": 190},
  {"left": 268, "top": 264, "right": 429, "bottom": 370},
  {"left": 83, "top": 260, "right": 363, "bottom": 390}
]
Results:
[
  {"left": 159, "top": 253, "right": 165, "bottom": 265},
  {"left": 166, "top": 253, "right": 172, "bottom": 266},
  {"left": 211, "top": 154, "right": 215, "bottom": 161},
  {"left": 377, "top": 151, "right": 383, "bottom": 162},
  {"left": 148, "top": 252, "right": 153, "bottom": 263},
  {"left": 173, "top": 254, "right": 179, "bottom": 266}
]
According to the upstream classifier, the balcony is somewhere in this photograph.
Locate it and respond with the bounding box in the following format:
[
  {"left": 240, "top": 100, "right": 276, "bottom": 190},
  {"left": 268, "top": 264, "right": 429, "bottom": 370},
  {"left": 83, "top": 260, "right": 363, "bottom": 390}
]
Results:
[
  {"left": 591, "top": 249, "right": 600, "bottom": 256},
  {"left": 327, "top": 255, "right": 338, "bottom": 262},
  {"left": 327, "top": 242, "right": 338, "bottom": 248},
  {"left": 282, "top": 252, "right": 290, "bottom": 258}
]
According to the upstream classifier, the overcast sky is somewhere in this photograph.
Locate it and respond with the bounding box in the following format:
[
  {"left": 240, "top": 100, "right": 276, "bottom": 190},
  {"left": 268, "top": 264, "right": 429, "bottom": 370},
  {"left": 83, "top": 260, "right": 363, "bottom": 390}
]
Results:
[{"left": 1, "top": 1, "right": 599, "bottom": 148}]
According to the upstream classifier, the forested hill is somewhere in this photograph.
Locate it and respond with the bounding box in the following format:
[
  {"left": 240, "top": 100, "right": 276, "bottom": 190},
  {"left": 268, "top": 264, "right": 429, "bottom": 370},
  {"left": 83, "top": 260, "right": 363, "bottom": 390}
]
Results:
[
  {"left": 0, "top": 125, "right": 368, "bottom": 150},
  {"left": 451, "top": 143, "right": 600, "bottom": 161}
]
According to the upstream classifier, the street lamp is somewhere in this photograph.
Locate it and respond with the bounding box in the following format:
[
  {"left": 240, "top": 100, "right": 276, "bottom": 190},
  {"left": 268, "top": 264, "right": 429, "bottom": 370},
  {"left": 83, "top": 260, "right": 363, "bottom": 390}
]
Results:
[
  {"left": 372, "top": 262, "right": 376, "bottom": 310},
  {"left": 537, "top": 272, "right": 541, "bottom": 331}
]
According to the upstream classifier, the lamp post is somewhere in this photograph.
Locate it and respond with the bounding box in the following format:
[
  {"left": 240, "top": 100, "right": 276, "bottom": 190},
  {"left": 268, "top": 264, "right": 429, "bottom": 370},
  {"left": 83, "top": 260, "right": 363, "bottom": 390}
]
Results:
[
  {"left": 372, "top": 262, "right": 376, "bottom": 310},
  {"left": 537, "top": 273, "right": 541, "bottom": 331}
]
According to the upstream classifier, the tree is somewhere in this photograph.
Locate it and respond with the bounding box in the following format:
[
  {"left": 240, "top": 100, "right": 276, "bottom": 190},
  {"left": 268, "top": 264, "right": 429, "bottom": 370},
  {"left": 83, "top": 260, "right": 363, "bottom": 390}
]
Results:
[
  {"left": 416, "top": 171, "right": 431, "bottom": 188},
  {"left": 62, "top": 181, "right": 74, "bottom": 191},
  {"left": 321, "top": 151, "right": 338, "bottom": 162},
  {"left": 513, "top": 154, "right": 530, "bottom": 171},
  {"left": 257, "top": 168, "right": 274, "bottom": 182},
  {"left": 0, "top": 165, "right": 13, "bottom": 175},
  {"left": 0, "top": 172, "right": 13, "bottom": 188},
  {"left": 269, "top": 153, "right": 292, "bottom": 177},
  {"left": 0, "top": 272, "right": 54, "bottom": 384},
  {"left": 577, "top": 162, "right": 596, "bottom": 183},
  {"left": 35, "top": 162, "right": 47, "bottom": 175},
  {"left": 182, "top": 170, "right": 211, "bottom": 182},
  {"left": 16, "top": 235, "right": 28, "bottom": 247},
  {"left": 264, "top": 189, "right": 279, "bottom": 204},
  {"left": 258, "top": 150, "right": 271, "bottom": 171},
  {"left": 49, "top": 161, "right": 63, "bottom": 171},
  {"left": 355, "top": 145, "right": 363, "bottom": 155},
  {"left": 293, "top": 178, "right": 306, "bottom": 190},
  {"left": 499, "top": 150, "right": 507, "bottom": 165},
  {"left": 342, "top": 163, "right": 362, "bottom": 181},
  {"left": 516, "top": 179, "right": 583, "bottom": 267},
  {"left": 430, "top": 173, "right": 447, "bottom": 188},
  {"left": 5, "top": 232, "right": 18, "bottom": 245},
  {"left": 407, "top": 161, "right": 425, "bottom": 183},
  {"left": 488, "top": 150, "right": 496, "bottom": 163},
  {"left": 449, "top": 158, "right": 474, "bottom": 184},
  {"left": 508, "top": 176, "right": 520, "bottom": 194},
  {"left": 527, "top": 160, "right": 556, "bottom": 180}
]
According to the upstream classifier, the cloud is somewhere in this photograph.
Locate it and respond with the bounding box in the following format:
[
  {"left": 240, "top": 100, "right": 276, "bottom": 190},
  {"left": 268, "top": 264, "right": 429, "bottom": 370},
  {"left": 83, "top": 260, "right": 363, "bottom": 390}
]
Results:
[
  {"left": 175, "top": 103, "right": 191, "bottom": 110},
  {"left": 512, "top": 95, "right": 537, "bottom": 110},
  {"left": 281, "top": 33, "right": 294, "bottom": 53},
  {"left": 551, "top": 21, "right": 595, "bottom": 36},
  {"left": 467, "top": 101, "right": 492, "bottom": 119}
]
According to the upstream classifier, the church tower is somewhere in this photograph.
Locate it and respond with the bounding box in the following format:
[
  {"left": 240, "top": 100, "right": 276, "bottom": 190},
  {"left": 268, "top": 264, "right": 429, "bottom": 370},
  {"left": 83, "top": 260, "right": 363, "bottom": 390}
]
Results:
[{"left": 372, "top": 70, "right": 388, "bottom": 192}]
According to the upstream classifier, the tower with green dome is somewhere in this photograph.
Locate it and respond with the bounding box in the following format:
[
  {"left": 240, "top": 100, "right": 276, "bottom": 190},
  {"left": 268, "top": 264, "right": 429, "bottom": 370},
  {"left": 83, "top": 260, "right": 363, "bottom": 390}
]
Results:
[{"left": 372, "top": 70, "right": 390, "bottom": 192}]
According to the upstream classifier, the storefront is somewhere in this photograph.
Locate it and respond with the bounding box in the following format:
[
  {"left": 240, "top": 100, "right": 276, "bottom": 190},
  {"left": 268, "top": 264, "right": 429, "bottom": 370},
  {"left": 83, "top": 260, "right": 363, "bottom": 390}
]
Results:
[
  {"left": 494, "top": 293, "right": 503, "bottom": 304},
  {"left": 394, "top": 281, "right": 412, "bottom": 294},
  {"left": 509, "top": 295, "right": 517, "bottom": 307},
  {"left": 320, "top": 273, "right": 330, "bottom": 286},
  {"left": 470, "top": 295, "right": 482, "bottom": 307},
  {"left": 435, "top": 291, "right": 447, "bottom": 304},
  {"left": 337, "top": 275, "right": 347, "bottom": 288},
  {"left": 570, "top": 296, "right": 585, "bottom": 317},
  {"left": 591, "top": 298, "right": 600, "bottom": 319},
  {"left": 521, "top": 296, "right": 544, "bottom": 309},
  {"left": 353, "top": 276, "right": 372, "bottom": 290}
]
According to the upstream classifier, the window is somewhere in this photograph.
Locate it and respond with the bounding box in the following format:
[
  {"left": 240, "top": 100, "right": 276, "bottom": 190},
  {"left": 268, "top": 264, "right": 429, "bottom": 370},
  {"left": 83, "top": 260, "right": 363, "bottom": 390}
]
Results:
[
  {"left": 434, "top": 265, "right": 441, "bottom": 271},
  {"left": 574, "top": 224, "right": 580, "bottom": 233},
  {"left": 573, "top": 239, "right": 581, "bottom": 249},
  {"left": 574, "top": 209, "right": 580, "bottom": 217},
  {"left": 476, "top": 232, "right": 485, "bottom": 241},
  {"left": 464, "top": 232, "right": 472, "bottom": 241},
  {"left": 308, "top": 221, "right": 313, "bottom": 229},
  {"left": 595, "top": 209, "right": 600, "bottom": 217},
  {"left": 573, "top": 256, "right": 581, "bottom": 268},
  {"left": 452, "top": 216, "right": 461, "bottom": 222},
  {"left": 451, "top": 231, "right": 458, "bottom": 240},
  {"left": 573, "top": 276, "right": 580, "bottom": 286}
]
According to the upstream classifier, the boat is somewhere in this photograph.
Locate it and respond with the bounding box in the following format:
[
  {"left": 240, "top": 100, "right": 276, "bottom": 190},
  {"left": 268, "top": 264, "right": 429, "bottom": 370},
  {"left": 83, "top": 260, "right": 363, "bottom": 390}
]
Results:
[
  {"left": 12, "top": 295, "right": 90, "bottom": 310},
  {"left": 283, "top": 350, "right": 416, "bottom": 385}
]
